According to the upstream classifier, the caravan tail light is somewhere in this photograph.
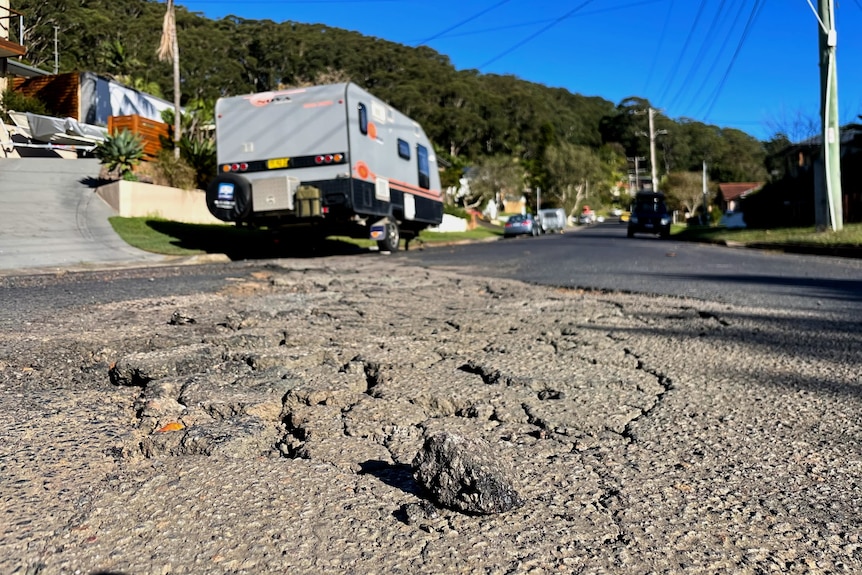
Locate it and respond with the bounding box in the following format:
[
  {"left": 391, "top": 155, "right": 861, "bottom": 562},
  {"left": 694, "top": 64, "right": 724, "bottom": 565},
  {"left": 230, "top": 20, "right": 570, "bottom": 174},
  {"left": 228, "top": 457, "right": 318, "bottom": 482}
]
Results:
[
  {"left": 315, "top": 154, "right": 344, "bottom": 165},
  {"left": 224, "top": 163, "right": 249, "bottom": 172}
]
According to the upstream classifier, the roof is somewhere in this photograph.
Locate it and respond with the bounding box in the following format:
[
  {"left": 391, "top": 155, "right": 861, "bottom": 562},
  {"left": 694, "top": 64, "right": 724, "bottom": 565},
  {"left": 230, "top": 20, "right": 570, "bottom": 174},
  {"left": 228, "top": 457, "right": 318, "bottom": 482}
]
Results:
[
  {"left": 786, "top": 124, "right": 862, "bottom": 149},
  {"left": 6, "top": 59, "right": 50, "bottom": 78},
  {"left": 719, "top": 182, "right": 763, "bottom": 202}
]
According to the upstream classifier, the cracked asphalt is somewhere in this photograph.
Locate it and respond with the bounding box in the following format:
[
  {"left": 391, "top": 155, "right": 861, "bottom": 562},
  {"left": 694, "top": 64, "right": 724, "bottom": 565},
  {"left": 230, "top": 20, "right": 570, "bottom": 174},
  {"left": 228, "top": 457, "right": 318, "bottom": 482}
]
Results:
[{"left": 1, "top": 257, "right": 860, "bottom": 574}]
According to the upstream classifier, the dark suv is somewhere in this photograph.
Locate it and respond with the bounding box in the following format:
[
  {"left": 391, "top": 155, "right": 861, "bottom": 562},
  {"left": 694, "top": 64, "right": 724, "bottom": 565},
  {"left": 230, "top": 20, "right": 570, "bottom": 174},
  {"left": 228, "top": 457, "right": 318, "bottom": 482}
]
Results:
[{"left": 627, "top": 192, "right": 671, "bottom": 238}]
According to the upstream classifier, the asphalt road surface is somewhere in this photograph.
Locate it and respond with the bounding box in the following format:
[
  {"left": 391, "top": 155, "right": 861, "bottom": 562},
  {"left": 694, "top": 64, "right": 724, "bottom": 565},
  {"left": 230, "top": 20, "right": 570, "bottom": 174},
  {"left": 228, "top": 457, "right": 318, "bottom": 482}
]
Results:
[
  {"left": 1, "top": 252, "right": 860, "bottom": 574},
  {"left": 1, "top": 202, "right": 861, "bottom": 573},
  {"left": 399, "top": 222, "right": 862, "bottom": 318}
]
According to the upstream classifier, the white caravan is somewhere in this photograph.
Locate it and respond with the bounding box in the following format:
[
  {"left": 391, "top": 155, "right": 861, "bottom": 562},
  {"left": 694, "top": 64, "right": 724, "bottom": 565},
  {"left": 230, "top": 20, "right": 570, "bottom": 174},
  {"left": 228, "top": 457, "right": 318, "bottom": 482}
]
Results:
[{"left": 206, "top": 83, "right": 443, "bottom": 251}]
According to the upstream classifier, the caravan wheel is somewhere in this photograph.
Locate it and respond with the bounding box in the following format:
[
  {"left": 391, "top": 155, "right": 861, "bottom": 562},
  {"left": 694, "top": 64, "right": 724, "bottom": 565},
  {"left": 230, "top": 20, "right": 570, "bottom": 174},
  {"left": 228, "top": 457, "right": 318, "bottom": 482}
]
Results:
[{"left": 377, "top": 220, "right": 400, "bottom": 253}]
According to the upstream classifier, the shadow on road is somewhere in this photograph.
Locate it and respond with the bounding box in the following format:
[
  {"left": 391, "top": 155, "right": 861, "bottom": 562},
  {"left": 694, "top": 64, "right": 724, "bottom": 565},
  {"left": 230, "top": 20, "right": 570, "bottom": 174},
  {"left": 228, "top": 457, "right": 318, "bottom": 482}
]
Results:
[
  {"left": 662, "top": 272, "right": 862, "bottom": 307},
  {"left": 145, "top": 220, "right": 371, "bottom": 260}
]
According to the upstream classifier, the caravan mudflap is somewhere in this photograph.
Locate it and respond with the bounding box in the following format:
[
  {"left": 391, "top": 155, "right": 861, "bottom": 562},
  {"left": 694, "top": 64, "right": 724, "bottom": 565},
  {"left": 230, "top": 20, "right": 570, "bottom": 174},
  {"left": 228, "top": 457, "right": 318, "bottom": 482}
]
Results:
[
  {"left": 369, "top": 217, "right": 400, "bottom": 253},
  {"left": 369, "top": 217, "right": 391, "bottom": 242}
]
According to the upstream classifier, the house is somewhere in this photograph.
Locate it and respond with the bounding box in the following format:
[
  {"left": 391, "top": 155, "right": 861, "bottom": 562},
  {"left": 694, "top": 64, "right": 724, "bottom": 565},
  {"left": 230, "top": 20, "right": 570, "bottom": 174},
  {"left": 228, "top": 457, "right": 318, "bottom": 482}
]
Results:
[
  {"left": 718, "top": 182, "right": 763, "bottom": 213},
  {"left": 0, "top": 2, "right": 28, "bottom": 94},
  {"left": 501, "top": 193, "right": 527, "bottom": 215},
  {"left": 772, "top": 124, "right": 862, "bottom": 224},
  {"left": 12, "top": 71, "right": 175, "bottom": 127}
]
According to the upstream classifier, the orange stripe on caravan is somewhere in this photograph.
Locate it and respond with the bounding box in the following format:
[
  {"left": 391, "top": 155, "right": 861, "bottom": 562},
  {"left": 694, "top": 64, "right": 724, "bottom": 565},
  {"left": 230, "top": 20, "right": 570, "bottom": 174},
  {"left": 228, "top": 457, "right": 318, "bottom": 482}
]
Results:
[{"left": 389, "top": 179, "right": 442, "bottom": 201}]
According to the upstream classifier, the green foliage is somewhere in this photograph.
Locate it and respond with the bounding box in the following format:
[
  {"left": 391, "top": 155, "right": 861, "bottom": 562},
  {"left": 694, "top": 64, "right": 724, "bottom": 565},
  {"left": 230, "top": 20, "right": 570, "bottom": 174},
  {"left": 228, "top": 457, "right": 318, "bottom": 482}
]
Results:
[
  {"left": 15, "top": 0, "right": 769, "bottom": 193},
  {"left": 466, "top": 156, "right": 526, "bottom": 210},
  {"left": 158, "top": 99, "right": 217, "bottom": 188},
  {"left": 95, "top": 129, "right": 144, "bottom": 181},
  {"left": 544, "top": 143, "right": 605, "bottom": 215},
  {"left": 662, "top": 171, "right": 709, "bottom": 216},
  {"left": 178, "top": 136, "right": 217, "bottom": 189},
  {"left": 0, "top": 89, "right": 49, "bottom": 122},
  {"left": 443, "top": 204, "right": 470, "bottom": 220},
  {"left": 153, "top": 149, "right": 197, "bottom": 190}
]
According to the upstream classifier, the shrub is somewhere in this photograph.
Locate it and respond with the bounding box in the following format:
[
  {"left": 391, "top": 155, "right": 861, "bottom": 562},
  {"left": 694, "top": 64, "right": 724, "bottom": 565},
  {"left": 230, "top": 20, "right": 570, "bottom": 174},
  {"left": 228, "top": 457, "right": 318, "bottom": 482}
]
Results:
[
  {"left": 95, "top": 129, "right": 144, "bottom": 181},
  {"left": 1, "top": 89, "right": 49, "bottom": 122},
  {"left": 153, "top": 149, "right": 197, "bottom": 190},
  {"left": 444, "top": 204, "right": 470, "bottom": 220},
  {"left": 178, "top": 135, "right": 217, "bottom": 189}
]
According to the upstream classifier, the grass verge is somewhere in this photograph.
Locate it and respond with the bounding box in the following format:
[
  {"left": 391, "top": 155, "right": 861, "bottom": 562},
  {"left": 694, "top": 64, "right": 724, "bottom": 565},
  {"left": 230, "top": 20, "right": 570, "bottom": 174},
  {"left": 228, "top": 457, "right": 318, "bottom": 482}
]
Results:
[
  {"left": 674, "top": 223, "right": 862, "bottom": 247},
  {"left": 109, "top": 217, "right": 503, "bottom": 258}
]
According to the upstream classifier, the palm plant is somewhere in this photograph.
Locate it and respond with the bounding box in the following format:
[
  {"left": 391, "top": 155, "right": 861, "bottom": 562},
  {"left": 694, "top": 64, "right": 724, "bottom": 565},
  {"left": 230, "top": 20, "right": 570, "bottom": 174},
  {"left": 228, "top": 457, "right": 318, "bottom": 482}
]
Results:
[
  {"left": 157, "top": 0, "right": 181, "bottom": 159},
  {"left": 95, "top": 129, "right": 144, "bottom": 181}
]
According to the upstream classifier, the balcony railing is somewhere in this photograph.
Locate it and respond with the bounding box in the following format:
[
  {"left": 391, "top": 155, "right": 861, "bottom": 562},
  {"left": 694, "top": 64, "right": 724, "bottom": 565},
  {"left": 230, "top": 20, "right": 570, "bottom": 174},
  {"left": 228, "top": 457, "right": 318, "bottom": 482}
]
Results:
[{"left": 0, "top": 6, "right": 26, "bottom": 59}]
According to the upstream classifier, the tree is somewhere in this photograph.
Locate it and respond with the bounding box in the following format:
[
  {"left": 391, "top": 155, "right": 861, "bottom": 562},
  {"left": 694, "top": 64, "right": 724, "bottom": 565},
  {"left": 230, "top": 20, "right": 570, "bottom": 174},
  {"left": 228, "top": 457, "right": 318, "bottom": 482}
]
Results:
[
  {"left": 712, "top": 128, "right": 768, "bottom": 183},
  {"left": 14, "top": 0, "right": 771, "bottom": 191},
  {"left": 157, "top": 0, "right": 181, "bottom": 159},
  {"left": 662, "top": 171, "right": 708, "bottom": 219},
  {"left": 544, "top": 143, "right": 603, "bottom": 218},
  {"left": 763, "top": 108, "right": 819, "bottom": 144},
  {"left": 464, "top": 156, "right": 525, "bottom": 212}
]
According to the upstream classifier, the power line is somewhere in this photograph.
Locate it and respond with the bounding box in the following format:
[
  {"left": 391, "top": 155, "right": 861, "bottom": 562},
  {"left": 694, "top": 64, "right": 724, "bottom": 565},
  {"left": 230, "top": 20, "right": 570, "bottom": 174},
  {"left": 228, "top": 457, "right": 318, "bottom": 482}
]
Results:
[
  {"left": 668, "top": 0, "right": 743, "bottom": 113},
  {"left": 476, "top": 0, "right": 598, "bottom": 70},
  {"left": 414, "top": 0, "right": 513, "bottom": 46},
  {"left": 699, "top": 0, "right": 767, "bottom": 120},
  {"left": 422, "top": 0, "right": 663, "bottom": 42},
  {"left": 679, "top": 0, "right": 748, "bottom": 114},
  {"left": 182, "top": 1, "right": 404, "bottom": 4},
  {"left": 665, "top": 0, "right": 732, "bottom": 111},
  {"left": 656, "top": 0, "right": 709, "bottom": 105},
  {"left": 643, "top": 0, "right": 675, "bottom": 95}
]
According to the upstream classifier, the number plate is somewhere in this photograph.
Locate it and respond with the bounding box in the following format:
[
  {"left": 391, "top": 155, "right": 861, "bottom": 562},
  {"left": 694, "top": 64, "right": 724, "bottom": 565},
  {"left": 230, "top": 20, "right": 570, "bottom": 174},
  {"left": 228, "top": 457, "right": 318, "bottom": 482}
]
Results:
[{"left": 267, "top": 157, "right": 290, "bottom": 169}]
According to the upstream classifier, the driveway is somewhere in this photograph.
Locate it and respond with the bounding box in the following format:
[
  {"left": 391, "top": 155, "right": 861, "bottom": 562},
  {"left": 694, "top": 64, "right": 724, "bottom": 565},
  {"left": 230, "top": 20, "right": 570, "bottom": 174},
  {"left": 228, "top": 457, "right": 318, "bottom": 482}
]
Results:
[{"left": 0, "top": 157, "right": 165, "bottom": 272}]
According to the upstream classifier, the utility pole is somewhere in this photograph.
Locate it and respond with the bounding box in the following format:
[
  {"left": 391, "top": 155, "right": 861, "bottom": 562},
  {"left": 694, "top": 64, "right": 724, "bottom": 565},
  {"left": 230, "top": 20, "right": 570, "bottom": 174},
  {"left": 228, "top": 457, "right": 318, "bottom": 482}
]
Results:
[
  {"left": 648, "top": 108, "right": 659, "bottom": 193},
  {"left": 637, "top": 108, "right": 666, "bottom": 193},
  {"left": 702, "top": 161, "right": 709, "bottom": 225},
  {"left": 628, "top": 156, "right": 646, "bottom": 194},
  {"left": 53, "top": 25, "right": 59, "bottom": 74},
  {"left": 816, "top": 0, "right": 843, "bottom": 231}
]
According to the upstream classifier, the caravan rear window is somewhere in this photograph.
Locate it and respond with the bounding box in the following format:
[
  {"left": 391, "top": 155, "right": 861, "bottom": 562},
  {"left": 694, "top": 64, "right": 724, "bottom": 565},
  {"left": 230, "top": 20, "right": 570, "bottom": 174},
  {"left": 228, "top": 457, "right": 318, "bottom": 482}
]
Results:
[
  {"left": 397, "top": 139, "right": 410, "bottom": 160},
  {"left": 417, "top": 144, "right": 430, "bottom": 189},
  {"left": 358, "top": 103, "right": 368, "bottom": 135}
]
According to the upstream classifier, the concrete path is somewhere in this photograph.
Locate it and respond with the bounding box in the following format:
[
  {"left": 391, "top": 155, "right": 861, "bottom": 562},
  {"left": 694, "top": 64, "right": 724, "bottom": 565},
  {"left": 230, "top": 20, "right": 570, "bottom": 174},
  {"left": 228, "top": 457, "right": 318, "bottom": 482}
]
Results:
[{"left": 0, "top": 157, "right": 165, "bottom": 271}]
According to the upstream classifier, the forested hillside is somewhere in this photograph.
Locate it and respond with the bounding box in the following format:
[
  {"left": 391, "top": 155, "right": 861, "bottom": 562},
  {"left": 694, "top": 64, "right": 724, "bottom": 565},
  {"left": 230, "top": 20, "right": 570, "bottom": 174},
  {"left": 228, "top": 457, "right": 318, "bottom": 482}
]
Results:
[{"left": 10, "top": 0, "right": 769, "bottom": 212}]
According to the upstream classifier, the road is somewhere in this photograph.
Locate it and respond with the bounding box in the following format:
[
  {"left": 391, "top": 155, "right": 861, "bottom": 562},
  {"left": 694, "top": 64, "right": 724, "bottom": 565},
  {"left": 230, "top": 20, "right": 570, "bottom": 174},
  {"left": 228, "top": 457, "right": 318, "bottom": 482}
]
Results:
[
  {"left": 3, "top": 220, "right": 861, "bottom": 325},
  {"left": 1, "top": 224, "right": 861, "bottom": 573},
  {"left": 398, "top": 222, "right": 862, "bottom": 318}
]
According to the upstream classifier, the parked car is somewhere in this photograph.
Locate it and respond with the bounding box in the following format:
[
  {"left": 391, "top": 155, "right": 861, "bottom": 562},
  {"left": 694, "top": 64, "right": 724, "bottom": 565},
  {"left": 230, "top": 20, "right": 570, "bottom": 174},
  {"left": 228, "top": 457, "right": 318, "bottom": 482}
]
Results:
[
  {"left": 627, "top": 192, "right": 671, "bottom": 238},
  {"left": 504, "top": 213, "right": 541, "bottom": 237},
  {"left": 538, "top": 208, "right": 566, "bottom": 234}
]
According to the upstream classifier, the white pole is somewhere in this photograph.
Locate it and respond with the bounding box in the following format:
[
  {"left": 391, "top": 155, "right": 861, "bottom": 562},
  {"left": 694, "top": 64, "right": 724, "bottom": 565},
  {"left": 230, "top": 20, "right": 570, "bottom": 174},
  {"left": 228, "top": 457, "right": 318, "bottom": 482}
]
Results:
[
  {"left": 702, "top": 160, "right": 708, "bottom": 225},
  {"left": 649, "top": 108, "right": 658, "bottom": 192},
  {"left": 53, "top": 26, "right": 59, "bottom": 74}
]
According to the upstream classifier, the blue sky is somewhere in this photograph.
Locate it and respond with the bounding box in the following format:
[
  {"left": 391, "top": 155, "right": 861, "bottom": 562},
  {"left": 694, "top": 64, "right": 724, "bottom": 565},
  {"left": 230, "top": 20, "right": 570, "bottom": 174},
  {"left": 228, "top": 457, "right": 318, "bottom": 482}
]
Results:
[{"left": 177, "top": 0, "right": 862, "bottom": 142}]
